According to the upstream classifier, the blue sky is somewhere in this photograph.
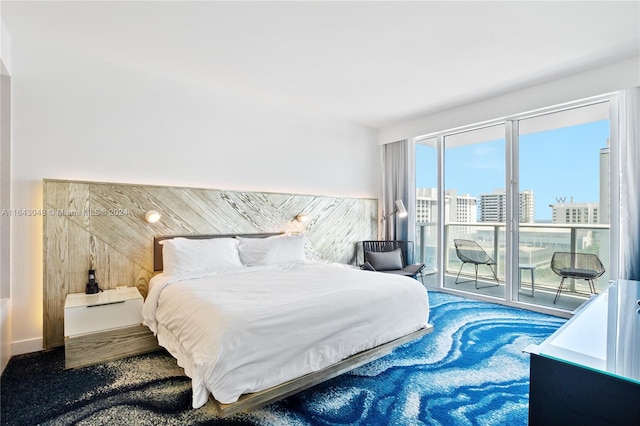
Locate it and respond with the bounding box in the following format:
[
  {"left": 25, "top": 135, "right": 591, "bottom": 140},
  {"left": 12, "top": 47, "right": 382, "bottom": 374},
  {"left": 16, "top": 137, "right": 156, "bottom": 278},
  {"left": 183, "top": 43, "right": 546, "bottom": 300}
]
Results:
[{"left": 416, "top": 120, "right": 610, "bottom": 221}]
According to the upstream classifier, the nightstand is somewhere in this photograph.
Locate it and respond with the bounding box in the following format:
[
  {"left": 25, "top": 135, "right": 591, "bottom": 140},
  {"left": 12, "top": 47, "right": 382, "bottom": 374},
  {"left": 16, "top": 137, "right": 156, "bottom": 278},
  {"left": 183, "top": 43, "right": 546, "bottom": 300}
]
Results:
[{"left": 64, "top": 287, "right": 160, "bottom": 369}]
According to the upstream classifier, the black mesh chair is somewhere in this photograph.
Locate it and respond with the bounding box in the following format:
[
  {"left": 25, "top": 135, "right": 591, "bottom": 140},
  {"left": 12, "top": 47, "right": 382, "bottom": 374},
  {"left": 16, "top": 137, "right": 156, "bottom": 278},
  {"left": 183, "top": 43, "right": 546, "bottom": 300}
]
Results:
[
  {"left": 550, "top": 252, "right": 605, "bottom": 303},
  {"left": 361, "top": 241, "right": 425, "bottom": 283},
  {"left": 453, "top": 239, "right": 500, "bottom": 289}
]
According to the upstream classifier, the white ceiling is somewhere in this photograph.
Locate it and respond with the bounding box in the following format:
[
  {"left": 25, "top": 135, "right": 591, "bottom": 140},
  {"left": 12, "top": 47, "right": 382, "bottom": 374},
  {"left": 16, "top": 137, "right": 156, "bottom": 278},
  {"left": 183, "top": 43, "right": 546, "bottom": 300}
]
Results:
[{"left": 2, "top": 1, "right": 639, "bottom": 129}]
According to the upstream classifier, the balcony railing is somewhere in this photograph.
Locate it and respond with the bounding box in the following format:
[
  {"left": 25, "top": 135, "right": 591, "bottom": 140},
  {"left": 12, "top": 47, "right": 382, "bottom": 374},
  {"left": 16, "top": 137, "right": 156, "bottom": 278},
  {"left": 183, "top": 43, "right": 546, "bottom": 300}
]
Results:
[{"left": 416, "top": 222, "right": 611, "bottom": 295}]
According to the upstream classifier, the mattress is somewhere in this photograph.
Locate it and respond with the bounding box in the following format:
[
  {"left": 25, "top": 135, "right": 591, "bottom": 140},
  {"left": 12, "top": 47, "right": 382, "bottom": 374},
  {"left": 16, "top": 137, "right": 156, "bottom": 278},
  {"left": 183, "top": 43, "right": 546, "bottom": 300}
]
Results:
[{"left": 142, "top": 261, "right": 429, "bottom": 408}]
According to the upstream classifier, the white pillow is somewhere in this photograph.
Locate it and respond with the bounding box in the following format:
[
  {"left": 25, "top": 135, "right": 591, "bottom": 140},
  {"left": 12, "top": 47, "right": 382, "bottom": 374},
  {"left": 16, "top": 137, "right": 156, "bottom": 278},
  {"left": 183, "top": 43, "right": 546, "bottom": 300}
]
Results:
[
  {"left": 159, "top": 237, "right": 242, "bottom": 275},
  {"left": 237, "top": 234, "right": 305, "bottom": 266}
]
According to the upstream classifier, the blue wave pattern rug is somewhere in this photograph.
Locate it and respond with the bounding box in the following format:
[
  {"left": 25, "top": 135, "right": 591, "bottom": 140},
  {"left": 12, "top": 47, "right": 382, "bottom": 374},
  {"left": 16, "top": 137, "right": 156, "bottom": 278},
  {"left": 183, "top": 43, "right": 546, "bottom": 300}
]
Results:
[{"left": 1, "top": 291, "right": 565, "bottom": 425}]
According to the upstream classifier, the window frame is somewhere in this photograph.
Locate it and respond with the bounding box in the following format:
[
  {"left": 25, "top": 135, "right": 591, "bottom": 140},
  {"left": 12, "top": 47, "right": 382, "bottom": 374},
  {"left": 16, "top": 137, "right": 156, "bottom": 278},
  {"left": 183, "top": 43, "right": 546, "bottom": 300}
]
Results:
[{"left": 414, "top": 93, "right": 617, "bottom": 316}]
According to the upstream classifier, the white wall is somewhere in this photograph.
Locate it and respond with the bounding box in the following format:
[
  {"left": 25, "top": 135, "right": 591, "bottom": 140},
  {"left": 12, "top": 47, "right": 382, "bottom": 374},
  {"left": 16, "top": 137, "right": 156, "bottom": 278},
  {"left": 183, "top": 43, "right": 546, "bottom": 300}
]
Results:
[
  {"left": 0, "top": 17, "right": 12, "bottom": 372},
  {"left": 9, "top": 36, "right": 380, "bottom": 354},
  {"left": 380, "top": 56, "right": 640, "bottom": 143},
  {"left": 0, "top": 18, "right": 10, "bottom": 74}
]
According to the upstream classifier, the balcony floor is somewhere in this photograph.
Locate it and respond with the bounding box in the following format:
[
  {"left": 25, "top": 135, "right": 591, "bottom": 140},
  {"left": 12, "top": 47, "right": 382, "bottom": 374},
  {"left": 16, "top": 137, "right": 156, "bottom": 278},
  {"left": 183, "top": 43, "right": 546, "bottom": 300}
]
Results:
[{"left": 421, "top": 272, "right": 590, "bottom": 312}]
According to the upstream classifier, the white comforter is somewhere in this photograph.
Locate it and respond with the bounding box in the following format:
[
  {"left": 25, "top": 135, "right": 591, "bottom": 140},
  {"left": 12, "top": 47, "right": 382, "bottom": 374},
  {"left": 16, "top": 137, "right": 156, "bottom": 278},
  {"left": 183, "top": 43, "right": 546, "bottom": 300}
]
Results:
[{"left": 142, "top": 261, "right": 429, "bottom": 408}]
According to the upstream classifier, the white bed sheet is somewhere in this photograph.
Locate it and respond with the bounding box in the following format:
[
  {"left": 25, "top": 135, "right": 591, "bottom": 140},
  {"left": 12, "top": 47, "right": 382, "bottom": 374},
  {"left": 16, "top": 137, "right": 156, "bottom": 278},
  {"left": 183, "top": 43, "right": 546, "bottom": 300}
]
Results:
[{"left": 142, "top": 261, "right": 429, "bottom": 408}]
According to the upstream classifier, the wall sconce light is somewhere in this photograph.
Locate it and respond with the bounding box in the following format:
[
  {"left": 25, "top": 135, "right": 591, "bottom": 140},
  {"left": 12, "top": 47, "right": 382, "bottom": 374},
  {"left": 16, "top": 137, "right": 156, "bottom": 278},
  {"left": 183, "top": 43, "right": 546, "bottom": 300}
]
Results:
[
  {"left": 295, "top": 213, "right": 310, "bottom": 223},
  {"left": 145, "top": 210, "right": 161, "bottom": 224}
]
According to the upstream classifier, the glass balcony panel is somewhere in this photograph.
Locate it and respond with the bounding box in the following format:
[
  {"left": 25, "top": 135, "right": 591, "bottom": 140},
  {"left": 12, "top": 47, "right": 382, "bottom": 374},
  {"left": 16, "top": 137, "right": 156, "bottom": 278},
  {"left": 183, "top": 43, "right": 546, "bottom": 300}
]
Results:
[
  {"left": 442, "top": 125, "right": 505, "bottom": 297},
  {"left": 416, "top": 137, "right": 438, "bottom": 285},
  {"left": 441, "top": 223, "right": 504, "bottom": 298},
  {"left": 516, "top": 225, "right": 609, "bottom": 308},
  {"left": 416, "top": 222, "right": 437, "bottom": 287}
]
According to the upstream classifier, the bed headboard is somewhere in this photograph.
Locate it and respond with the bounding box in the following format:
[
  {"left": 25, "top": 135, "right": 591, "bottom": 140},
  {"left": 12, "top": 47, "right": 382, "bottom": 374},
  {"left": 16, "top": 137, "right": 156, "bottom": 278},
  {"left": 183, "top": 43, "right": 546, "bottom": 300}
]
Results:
[
  {"left": 43, "top": 179, "right": 377, "bottom": 349},
  {"left": 153, "top": 233, "right": 282, "bottom": 271}
]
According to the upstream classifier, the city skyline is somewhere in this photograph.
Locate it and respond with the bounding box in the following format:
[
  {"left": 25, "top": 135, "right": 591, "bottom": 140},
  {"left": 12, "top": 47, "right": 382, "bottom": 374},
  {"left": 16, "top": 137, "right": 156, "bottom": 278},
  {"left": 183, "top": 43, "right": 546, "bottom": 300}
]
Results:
[
  {"left": 416, "top": 187, "right": 600, "bottom": 225},
  {"left": 416, "top": 119, "right": 610, "bottom": 222}
]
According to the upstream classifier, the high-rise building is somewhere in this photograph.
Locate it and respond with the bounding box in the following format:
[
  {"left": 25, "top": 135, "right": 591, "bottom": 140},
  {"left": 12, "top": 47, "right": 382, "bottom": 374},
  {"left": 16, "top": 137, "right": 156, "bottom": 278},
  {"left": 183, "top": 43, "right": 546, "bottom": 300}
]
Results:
[
  {"left": 550, "top": 199, "right": 599, "bottom": 224},
  {"left": 416, "top": 188, "right": 438, "bottom": 223},
  {"left": 519, "top": 190, "right": 535, "bottom": 223},
  {"left": 416, "top": 188, "right": 477, "bottom": 224},
  {"left": 479, "top": 189, "right": 535, "bottom": 223},
  {"left": 452, "top": 191, "right": 478, "bottom": 223},
  {"left": 479, "top": 190, "right": 506, "bottom": 222}
]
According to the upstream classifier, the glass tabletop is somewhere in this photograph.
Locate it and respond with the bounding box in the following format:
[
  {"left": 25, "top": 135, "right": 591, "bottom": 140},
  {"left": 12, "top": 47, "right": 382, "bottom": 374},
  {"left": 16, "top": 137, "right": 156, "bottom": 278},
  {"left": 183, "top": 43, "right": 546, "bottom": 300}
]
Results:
[{"left": 528, "top": 279, "right": 640, "bottom": 384}]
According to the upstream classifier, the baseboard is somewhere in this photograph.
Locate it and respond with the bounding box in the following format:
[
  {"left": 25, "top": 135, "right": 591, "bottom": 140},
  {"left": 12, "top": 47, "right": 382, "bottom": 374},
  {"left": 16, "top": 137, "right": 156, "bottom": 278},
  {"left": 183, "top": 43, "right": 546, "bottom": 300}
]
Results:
[{"left": 11, "top": 337, "right": 43, "bottom": 356}]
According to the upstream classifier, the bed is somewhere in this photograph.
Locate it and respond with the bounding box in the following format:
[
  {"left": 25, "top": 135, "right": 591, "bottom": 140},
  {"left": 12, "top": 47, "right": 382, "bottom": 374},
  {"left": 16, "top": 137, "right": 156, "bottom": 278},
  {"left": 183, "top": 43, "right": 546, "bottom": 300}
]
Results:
[{"left": 142, "top": 233, "right": 432, "bottom": 416}]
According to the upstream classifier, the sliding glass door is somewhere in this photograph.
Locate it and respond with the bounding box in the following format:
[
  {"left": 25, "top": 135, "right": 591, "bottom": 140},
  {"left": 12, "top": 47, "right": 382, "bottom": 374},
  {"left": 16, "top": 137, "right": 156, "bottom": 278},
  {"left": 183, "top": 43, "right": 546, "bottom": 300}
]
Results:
[
  {"left": 442, "top": 124, "right": 506, "bottom": 297},
  {"left": 415, "top": 137, "right": 438, "bottom": 287},
  {"left": 414, "top": 95, "right": 614, "bottom": 313},
  {"left": 515, "top": 102, "right": 611, "bottom": 310}
]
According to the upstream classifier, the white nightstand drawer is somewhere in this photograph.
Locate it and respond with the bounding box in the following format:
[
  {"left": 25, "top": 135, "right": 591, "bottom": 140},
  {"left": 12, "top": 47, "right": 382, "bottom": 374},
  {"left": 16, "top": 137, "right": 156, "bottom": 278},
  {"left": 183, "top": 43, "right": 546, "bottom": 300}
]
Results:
[
  {"left": 63, "top": 287, "right": 159, "bottom": 368},
  {"left": 64, "top": 288, "right": 143, "bottom": 337}
]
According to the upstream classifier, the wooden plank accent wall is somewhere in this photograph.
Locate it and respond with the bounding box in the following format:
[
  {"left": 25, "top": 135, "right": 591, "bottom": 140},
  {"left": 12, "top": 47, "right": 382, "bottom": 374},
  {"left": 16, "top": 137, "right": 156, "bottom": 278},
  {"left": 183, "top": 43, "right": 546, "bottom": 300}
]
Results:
[{"left": 43, "top": 179, "right": 378, "bottom": 349}]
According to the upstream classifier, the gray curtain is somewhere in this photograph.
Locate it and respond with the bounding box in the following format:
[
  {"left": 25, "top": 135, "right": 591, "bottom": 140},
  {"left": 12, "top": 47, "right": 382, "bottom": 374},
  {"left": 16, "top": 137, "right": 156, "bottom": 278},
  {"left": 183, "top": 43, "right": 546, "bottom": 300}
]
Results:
[
  {"left": 618, "top": 87, "right": 640, "bottom": 281},
  {"left": 381, "top": 140, "right": 415, "bottom": 255}
]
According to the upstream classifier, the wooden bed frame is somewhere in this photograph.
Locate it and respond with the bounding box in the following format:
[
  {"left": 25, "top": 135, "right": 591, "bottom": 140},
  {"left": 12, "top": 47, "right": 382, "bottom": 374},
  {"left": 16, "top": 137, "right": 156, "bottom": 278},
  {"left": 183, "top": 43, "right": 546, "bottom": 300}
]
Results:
[
  {"left": 212, "top": 325, "right": 433, "bottom": 417},
  {"left": 153, "top": 233, "right": 434, "bottom": 417}
]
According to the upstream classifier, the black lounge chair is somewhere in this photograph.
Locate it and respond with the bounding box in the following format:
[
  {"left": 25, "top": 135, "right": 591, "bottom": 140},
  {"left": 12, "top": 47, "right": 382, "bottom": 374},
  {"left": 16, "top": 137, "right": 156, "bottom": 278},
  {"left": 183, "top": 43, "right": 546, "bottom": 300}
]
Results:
[{"left": 361, "top": 240, "right": 425, "bottom": 283}]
